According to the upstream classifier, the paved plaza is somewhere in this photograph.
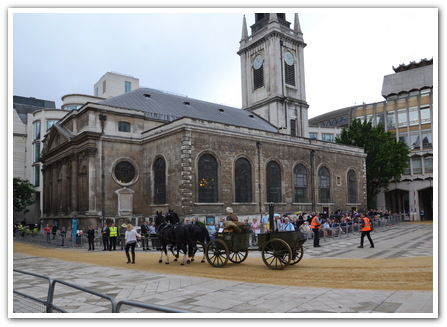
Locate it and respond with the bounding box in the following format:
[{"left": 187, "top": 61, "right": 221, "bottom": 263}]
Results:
[{"left": 12, "top": 222, "right": 436, "bottom": 317}]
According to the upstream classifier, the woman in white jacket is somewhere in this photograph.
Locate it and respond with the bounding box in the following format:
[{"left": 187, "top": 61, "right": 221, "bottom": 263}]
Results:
[{"left": 125, "top": 224, "right": 141, "bottom": 264}]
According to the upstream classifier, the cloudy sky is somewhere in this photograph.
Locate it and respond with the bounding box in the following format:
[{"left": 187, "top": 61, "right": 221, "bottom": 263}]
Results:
[{"left": 10, "top": 6, "right": 438, "bottom": 119}]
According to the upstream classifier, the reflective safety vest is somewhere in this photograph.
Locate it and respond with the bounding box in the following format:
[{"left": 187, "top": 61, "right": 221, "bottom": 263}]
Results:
[
  {"left": 109, "top": 226, "right": 118, "bottom": 237},
  {"left": 310, "top": 216, "right": 320, "bottom": 229},
  {"left": 361, "top": 217, "right": 371, "bottom": 231}
]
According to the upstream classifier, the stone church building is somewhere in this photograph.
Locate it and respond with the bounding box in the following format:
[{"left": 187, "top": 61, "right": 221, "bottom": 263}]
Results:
[{"left": 40, "top": 13, "right": 367, "bottom": 228}]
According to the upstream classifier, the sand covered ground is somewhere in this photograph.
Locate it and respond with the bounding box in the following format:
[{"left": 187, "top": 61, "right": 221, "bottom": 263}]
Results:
[{"left": 13, "top": 241, "right": 432, "bottom": 291}]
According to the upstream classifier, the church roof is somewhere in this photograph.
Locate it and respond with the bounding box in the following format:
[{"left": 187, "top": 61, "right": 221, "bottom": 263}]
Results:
[{"left": 97, "top": 88, "right": 278, "bottom": 133}]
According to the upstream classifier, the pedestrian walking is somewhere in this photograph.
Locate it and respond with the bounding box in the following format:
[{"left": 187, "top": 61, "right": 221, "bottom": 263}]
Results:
[
  {"left": 87, "top": 225, "right": 95, "bottom": 251},
  {"left": 358, "top": 213, "right": 375, "bottom": 248},
  {"left": 125, "top": 224, "right": 141, "bottom": 264}
]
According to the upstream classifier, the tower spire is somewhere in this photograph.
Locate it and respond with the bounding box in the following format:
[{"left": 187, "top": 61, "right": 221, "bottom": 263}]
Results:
[
  {"left": 294, "top": 13, "right": 302, "bottom": 34},
  {"left": 241, "top": 15, "right": 248, "bottom": 42}
]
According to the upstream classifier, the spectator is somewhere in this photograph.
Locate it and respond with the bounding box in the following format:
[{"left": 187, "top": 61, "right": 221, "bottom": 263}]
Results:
[
  {"left": 43, "top": 224, "right": 51, "bottom": 244},
  {"left": 251, "top": 218, "right": 260, "bottom": 245},
  {"left": 140, "top": 221, "right": 150, "bottom": 251},
  {"left": 281, "top": 217, "right": 295, "bottom": 231},
  {"left": 101, "top": 223, "right": 109, "bottom": 251},
  {"left": 149, "top": 221, "right": 159, "bottom": 250},
  {"left": 299, "top": 221, "right": 312, "bottom": 239},
  {"left": 87, "top": 225, "right": 95, "bottom": 251},
  {"left": 51, "top": 225, "right": 57, "bottom": 239},
  {"left": 60, "top": 226, "right": 67, "bottom": 246},
  {"left": 118, "top": 223, "right": 127, "bottom": 250}
]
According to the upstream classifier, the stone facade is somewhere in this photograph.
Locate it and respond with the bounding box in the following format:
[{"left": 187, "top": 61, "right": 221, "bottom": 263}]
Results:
[{"left": 41, "top": 108, "right": 366, "bottom": 229}]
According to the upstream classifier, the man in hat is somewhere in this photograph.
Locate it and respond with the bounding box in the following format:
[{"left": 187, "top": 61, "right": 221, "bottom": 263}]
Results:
[{"left": 225, "top": 207, "right": 239, "bottom": 222}]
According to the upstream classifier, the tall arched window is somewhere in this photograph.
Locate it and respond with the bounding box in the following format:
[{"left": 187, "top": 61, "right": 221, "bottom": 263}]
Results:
[
  {"left": 198, "top": 154, "right": 218, "bottom": 203},
  {"left": 235, "top": 158, "right": 252, "bottom": 203},
  {"left": 347, "top": 170, "right": 358, "bottom": 203},
  {"left": 153, "top": 157, "right": 166, "bottom": 204},
  {"left": 266, "top": 161, "right": 281, "bottom": 203},
  {"left": 293, "top": 164, "right": 307, "bottom": 203},
  {"left": 318, "top": 166, "right": 330, "bottom": 203}
]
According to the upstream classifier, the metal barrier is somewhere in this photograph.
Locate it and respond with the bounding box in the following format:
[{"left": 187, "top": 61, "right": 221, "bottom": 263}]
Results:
[{"left": 13, "top": 269, "right": 189, "bottom": 314}]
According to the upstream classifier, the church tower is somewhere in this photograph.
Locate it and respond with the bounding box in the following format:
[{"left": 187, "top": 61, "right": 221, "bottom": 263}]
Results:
[{"left": 238, "top": 13, "right": 309, "bottom": 137}]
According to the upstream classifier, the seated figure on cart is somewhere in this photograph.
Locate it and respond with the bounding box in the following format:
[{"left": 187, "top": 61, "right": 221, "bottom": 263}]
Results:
[{"left": 225, "top": 207, "right": 239, "bottom": 222}]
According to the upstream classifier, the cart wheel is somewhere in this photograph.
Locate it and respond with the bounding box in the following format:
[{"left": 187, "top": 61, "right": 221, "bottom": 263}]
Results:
[
  {"left": 229, "top": 250, "right": 249, "bottom": 264},
  {"left": 205, "top": 239, "right": 229, "bottom": 267},
  {"left": 262, "top": 239, "right": 292, "bottom": 270},
  {"left": 290, "top": 245, "right": 304, "bottom": 265}
]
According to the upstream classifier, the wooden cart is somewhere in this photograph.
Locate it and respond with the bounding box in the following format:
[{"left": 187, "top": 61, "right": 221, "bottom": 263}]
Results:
[{"left": 204, "top": 230, "right": 306, "bottom": 270}]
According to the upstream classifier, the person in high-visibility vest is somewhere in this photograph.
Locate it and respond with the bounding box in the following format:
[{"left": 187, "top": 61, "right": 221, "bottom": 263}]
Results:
[
  {"left": 310, "top": 214, "right": 322, "bottom": 247},
  {"left": 357, "top": 213, "right": 375, "bottom": 248},
  {"left": 109, "top": 223, "right": 118, "bottom": 251}
]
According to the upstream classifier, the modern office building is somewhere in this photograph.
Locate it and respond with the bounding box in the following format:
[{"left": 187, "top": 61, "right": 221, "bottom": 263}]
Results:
[{"left": 309, "top": 58, "right": 434, "bottom": 220}]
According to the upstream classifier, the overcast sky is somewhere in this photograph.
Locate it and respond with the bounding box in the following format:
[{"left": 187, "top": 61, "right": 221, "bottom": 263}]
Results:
[{"left": 10, "top": 7, "right": 438, "bottom": 119}]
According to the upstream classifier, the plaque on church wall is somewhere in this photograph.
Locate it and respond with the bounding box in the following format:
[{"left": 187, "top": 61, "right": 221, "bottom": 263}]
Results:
[{"left": 115, "top": 187, "right": 134, "bottom": 216}]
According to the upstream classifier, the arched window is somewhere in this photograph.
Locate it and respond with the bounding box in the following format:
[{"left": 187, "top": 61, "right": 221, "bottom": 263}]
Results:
[
  {"left": 235, "top": 158, "right": 252, "bottom": 203},
  {"left": 293, "top": 164, "right": 307, "bottom": 203},
  {"left": 153, "top": 157, "right": 166, "bottom": 204},
  {"left": 347, "top": 170, "right": 358, "bottom": 203},
  {"left": 266, "top": 161, "right": 281, "bottom": 203},
  {"left": 318, "top": 166, "right": 330, "bottom": 203},
  {"left": 198, "top": 154, "right": 218, "bottom": 203}
]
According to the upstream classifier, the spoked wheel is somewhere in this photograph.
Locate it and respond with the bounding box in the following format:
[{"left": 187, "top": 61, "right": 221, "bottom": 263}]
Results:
[
  {"left": 290, "top": 245, "right": 304, "bottom": 265},
  {"left": 261, "top": 238, "right": 292, "bottom": 270},
  {"left": 229, "top": 250, "right": 249, "bottom": 264},
  {"left": 205, "top": 239, "right": 229, "bottom": 267}
]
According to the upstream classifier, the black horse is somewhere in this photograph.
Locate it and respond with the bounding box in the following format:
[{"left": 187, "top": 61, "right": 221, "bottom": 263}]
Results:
[
  {"left": 187, "top": 223, "right": 210, "bottom": 263},
  {"left": 154, "top": 210, "right": 194, "bottom": 265}
]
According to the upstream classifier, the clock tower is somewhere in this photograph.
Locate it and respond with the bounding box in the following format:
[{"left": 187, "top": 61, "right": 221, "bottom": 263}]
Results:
[{"left": 238, "top": 13, "right": 309, "bottom": 137}]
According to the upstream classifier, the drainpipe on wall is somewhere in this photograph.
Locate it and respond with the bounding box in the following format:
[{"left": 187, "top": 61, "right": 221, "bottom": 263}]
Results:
[{"left": 99, "top": 113, "right": 107, "bottom": 225}]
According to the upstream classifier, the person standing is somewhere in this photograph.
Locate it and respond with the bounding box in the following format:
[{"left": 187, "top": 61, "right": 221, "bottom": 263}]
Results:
[
  {"left": 109, "top": 223, "right": 118, "bottom": 251},
  {"left": 310, "top": 214, "right": 322, "bottom": 247},
  {"left": 60, "top": 226, "right": 67, "bottom": 246},
  {"left": 148, "top": 221, "right": 158, "bottom": 250},
  {"left": 87, "top": 225, "right": 95, "bottom": 251},
  {"left": 140, "top": 221, "right": 150, "bottom": 251},
  {"left": 43, "top": 224, "right": 51, "bottom": 244},
  {"left": 118, "top": 223, "right": 127, "bottom": 250},
  {"left": 358, "top": 213, "right": 375, "bottom": 248},
  {"left": 281, "top": 217, "right": 295, "bottom": 231},
  {"left": 101, "top": 223, "right": 109, "bottom": 251},
  {"left": 125, "top": 224, "right": 141, "bottom": 264}
]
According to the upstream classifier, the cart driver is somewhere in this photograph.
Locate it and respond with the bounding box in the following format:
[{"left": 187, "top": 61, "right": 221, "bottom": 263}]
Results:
[{"left": 225, "top": 207, "right": 239, "bottom": 222}]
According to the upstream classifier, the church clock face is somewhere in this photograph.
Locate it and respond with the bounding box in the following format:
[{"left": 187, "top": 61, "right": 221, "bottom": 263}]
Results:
[
  {"left": 284, "top": 51, "right": 294, "bottom": 66},
  {"left": 253, "top": 54, "right": 264, "bottom": 69}
]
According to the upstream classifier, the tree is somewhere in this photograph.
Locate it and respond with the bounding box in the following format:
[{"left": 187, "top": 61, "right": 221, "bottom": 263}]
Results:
[
  {"left": 335, "top": 119, "right": 410, "bottom": 208},
  {"left": 13, "top": 177, "right": 36, "bottom": 213}
]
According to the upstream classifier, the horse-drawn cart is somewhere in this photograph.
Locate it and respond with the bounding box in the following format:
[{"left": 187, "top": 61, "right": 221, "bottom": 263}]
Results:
[{"left": 204, "top": 230, "right": 306, "bottom": 270}]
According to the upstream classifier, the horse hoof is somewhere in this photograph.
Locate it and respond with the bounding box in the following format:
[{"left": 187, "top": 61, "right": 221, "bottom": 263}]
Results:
[
  {"left": 201, "top": 260, "right": 205, "bottom": 263},
  {"left": 191, "top": 259, "right": 194, "bottom": 262},
  {"left": 187, "top": 260, "right": 191, "bottom": 264},
  {"left": 165, "top": 262, "right": 169, "bottom": 264},
  {"left": 159, "top": 260, "right": 162, "bottom": 263},
  {"left": 174, "top": 258, "right": 178, "bottom": 262}
]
